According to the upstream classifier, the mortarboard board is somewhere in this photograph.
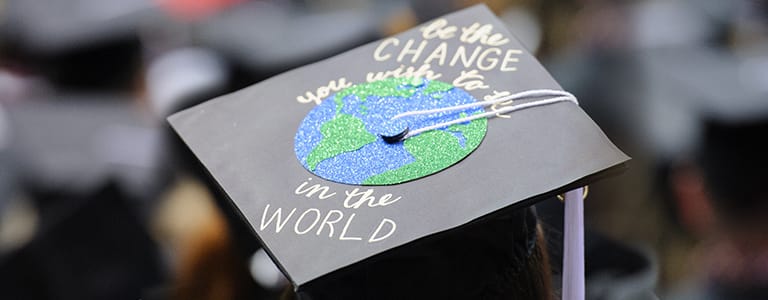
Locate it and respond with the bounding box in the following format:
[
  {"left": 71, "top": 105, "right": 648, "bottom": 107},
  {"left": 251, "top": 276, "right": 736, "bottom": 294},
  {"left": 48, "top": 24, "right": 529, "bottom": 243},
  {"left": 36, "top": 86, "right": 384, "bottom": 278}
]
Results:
[{"left": 168, "top": 4, "right": 629, "bottom": 298}]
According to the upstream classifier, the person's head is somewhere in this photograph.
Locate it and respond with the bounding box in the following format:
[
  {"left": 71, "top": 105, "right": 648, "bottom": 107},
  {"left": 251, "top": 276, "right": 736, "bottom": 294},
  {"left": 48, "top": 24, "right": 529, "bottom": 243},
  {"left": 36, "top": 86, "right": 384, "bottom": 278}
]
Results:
[
  {"left": 283, "top": 207, "right": 553, "bottom": 300},
  {"left": 697, "top": 118, "right": 768, "bottom": 234},
  {"left": 672, "top": 117, "right": 768, "bottom": 239}
]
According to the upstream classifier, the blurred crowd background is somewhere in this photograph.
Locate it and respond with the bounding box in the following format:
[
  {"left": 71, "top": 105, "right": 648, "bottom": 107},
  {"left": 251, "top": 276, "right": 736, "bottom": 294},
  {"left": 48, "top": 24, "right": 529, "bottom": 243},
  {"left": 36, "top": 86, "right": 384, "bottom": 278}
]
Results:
[{"left": 1, "top": 0, "right": 767, "bottom": 299}]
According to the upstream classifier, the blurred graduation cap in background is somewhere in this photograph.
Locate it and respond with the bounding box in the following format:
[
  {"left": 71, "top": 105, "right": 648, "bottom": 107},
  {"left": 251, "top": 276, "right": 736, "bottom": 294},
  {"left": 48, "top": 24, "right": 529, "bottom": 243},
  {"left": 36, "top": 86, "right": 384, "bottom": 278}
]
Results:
[
  {"left": 4, "top": 98, "right": 167, "bottom": 203},
  {"left": 169, "top": 5, "right": 629, "bottom": 299},
  {"left": 645, "top": 41, "right": 768, "bottom": 299},
  {"left": 642, "top": 42, "right": 768, "bottom": 227},
  {"left": 641, "top": 45, "right": 768, "bottom": 159},
  {"left": 0, "top": 0, "right": 395, "bottom": 91}
]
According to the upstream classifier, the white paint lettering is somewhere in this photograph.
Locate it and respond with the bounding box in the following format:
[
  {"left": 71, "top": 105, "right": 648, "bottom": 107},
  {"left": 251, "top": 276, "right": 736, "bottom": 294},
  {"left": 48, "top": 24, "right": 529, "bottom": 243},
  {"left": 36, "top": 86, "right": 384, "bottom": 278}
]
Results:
[
  {"left": 460, "top": 23, "right": 509, "bottom": 46},
  {"left": 397, "top": 39, "right": 428, "bottom": 63},
  {"left": 368, "top": 219, "right": 397, "bottom": 243},
  {"left": 477, "top": 48, "right": 502, "bottom": 71},
  {"left": 366, "top": 64, "right": 441, "bottom": 82},
  {"left": 453, "top": 70, "right": 489, "bottom": 90},
  {"left": 294, "top": 178, "right": 336, "bottom": 199},
  {"left": 373, "top": 38, "right": 399, "bottom": 61},
  {"left": 420, "top": 18, "right": 457, "bottom": 40},
  {"left": 423, "top": 42, "right": 448, "bottom": 66},
  {"left": 500, "top": 49, "right": 523, "bottom": 72},
  {"left": 260, "top": 204, "right": 296, "bottom": 233},
  {"left": 449, "top": 45, "right": 482, "bottom": 68},
  {"left": 297, "top": 78, "right": 352, "bottom": 105},
  {"left": 339, "top": 213, "right": 363, "bottom": 241},
  {"left": 316, "top": 210, "right": 344, "bottom": 237},
  {"left": 344, "top": 188, "right": 402, "bottom": 209},
  {"left": 294, "top": 208, "right": 321, "bottom": 235}
]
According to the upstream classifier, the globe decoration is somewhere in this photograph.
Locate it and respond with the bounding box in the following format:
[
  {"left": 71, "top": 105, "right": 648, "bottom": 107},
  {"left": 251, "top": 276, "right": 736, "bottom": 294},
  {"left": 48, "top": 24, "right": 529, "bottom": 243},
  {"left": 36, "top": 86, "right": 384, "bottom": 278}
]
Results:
[{"left": 294, "top": 77, "right": 487, "bottom": 185}]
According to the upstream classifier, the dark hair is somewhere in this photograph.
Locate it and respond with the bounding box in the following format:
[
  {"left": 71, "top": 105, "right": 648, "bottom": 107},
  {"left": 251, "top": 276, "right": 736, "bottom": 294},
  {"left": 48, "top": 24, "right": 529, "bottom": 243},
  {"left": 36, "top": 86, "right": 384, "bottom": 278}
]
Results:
[
  {"left": 283, "top": 207, "right": 553, "bottom": 300},
  {"left": 697, "top": 118, "right": 768, "bottom": 228}
]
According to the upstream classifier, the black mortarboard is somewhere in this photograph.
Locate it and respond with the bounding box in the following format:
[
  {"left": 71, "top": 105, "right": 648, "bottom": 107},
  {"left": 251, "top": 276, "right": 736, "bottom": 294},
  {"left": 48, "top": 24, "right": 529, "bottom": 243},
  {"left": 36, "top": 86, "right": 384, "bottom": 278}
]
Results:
[
  {"left": 168, "top": 4, "right": 629, "bottom": 296},
  {"left": 643, "top": 47, "right": 768, "bottom": 219}
]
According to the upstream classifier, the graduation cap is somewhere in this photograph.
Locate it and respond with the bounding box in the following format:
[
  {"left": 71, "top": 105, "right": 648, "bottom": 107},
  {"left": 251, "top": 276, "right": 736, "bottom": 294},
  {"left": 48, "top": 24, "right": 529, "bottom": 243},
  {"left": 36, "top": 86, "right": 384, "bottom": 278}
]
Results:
[
  {"left": 643, "top": 47, "right": 768, "bottom": 226},
  {"left": 168, "top": 5, "right": 629, "bottom": 298}
]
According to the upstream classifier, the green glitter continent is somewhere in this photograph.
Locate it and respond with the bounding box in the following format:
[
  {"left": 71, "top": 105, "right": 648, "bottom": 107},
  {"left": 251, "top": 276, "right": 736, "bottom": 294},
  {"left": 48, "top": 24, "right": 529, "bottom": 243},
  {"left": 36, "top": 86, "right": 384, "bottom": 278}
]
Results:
[
  {"left": 332, "top": 77, "right": 428, "bottom": 113},
  {"left": 306, "top": 113, "right": 377, "bottom": 170},
  {"left": 445, "top": 113, "right": 486, "bottom": 147},
  {"left": 362, "top": 116, "right": 487, "bottom": 185},
  {"left": 422, "top": 80, "right": 453, "bottom": 95}
]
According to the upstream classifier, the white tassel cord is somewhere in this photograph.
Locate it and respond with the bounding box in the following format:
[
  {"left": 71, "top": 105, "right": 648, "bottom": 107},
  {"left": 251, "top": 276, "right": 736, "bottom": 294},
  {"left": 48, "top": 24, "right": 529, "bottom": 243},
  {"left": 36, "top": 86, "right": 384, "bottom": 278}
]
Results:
[{"left": 391, "top": 89, "right": 578, "bottom": 140}]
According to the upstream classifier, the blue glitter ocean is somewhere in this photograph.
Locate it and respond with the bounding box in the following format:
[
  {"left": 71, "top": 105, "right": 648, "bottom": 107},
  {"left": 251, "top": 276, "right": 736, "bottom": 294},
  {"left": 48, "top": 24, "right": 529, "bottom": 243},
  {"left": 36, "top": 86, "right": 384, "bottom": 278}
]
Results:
[{"left": 294, "top": 77, "right": 487, "bottom": 185}]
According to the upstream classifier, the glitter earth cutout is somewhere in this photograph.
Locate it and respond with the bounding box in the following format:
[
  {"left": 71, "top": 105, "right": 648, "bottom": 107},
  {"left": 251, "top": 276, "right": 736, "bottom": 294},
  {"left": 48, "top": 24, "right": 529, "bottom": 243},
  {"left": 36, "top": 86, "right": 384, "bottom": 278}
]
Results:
[{"left": 294, "top": 77, "right": 487, "bottom": 185}]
